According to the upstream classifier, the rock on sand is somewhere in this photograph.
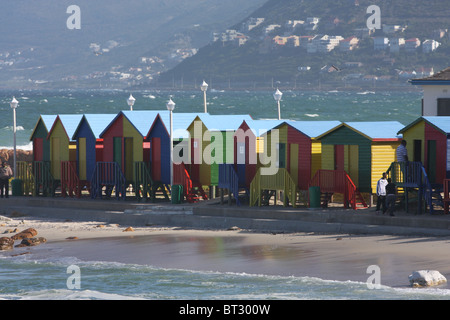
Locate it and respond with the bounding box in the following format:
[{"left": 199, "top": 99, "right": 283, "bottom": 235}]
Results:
[{"left": 409, "top": 270, "right": 447, "bottom": 287}]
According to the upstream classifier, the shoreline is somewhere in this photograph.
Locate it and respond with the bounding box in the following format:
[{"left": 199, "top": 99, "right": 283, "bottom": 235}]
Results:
[{"left": 3, "top": 213, "right": 450, "bottom": 290}]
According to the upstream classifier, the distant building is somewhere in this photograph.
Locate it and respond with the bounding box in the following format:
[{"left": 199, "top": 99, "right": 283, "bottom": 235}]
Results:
[
  {"left": 344, "top": 62, "right": 363, "bottom": 68},
  {"left": 382, "top": 24, "right": 406, "bottom": 34},
  {"left": 389, "top": 38, "right": 405, "bottom": 53},
  {"left": 339, "top": 36, "right": 359, "bottom": 51},
  {"left": 285, "top": 20, "right": 304, "bottom": 33},
  {"left": 422, "top": 39, "right": 441, "bottom": 53},
  {"left": 305, "top": 17, "right": 320, "bottom": 31},
  {"left": 373, "top": 37, "right": 389, "bottom": 51},
  {"left": 354, "top": 27, "right": 374, "bottom": 39},
  {"left": 241, "top": 17, "right": 265, "bottom": 32},
  {"left": 405, "top": 38, "right": 421, "bottom": 53},
  {"left": 410, "top": 67, "right": 450, "bottom": 116}
]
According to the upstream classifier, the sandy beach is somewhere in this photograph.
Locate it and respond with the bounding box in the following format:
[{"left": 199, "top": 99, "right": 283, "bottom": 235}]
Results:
[{"left": 2, "top": 213, "right": 450, "bottom": 290}]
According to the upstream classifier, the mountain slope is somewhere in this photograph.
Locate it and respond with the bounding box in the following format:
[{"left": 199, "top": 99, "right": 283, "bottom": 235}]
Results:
[
  {"left": 158, "top": 0, "right": 450, "bottom": 88},
  {"left": 0, "top": 0, "right": 266, "bottom": 88}
]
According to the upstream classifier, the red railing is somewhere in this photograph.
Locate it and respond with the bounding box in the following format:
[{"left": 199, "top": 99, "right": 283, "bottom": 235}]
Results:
[
  {"left": 173, "top": 162, "right": 193, "bottom": 200},
  {"left": 61, "top": 161, "right": 81, "bottom": 198},
  {"left": 309, "top": 169, "right": 366, "bottom": 209}
]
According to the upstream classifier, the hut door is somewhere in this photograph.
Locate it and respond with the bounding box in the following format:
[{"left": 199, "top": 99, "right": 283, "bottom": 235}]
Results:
[
  {"left": 277, "top": 143, "right": 286, "bottom": 168},
  {"left": 51, "top": 137, "right": 61, "bottom": 179},
  {"left": 78, "top": 138, "right": 87, "bottom": 180},
  {"left": 413, "top": 140, "right": 422, "bottom": 162},
  {"left": 151, "top": 137, "right": 161, "bottom": 181},
  {"left": 113, "top": 137, "right": 122, "bottom": 168},
  {"left": 427, "top": 140, "right": 436, "bottom": 183},
  {"left": 124, "top": 138, "right": 134, "bottom": 182},
  {"left": 33, "top": 138, "right": 43, "bottom": 161},
  {"left": 236, "top": 142, "right": 246, "bottom": 184},
  {"left": 347, "top": 145, "right": 359, "bottom": 188},
  {"left": 334, "top": 145, "right": 345, "bottom": 170},
  {"left": 289, "top": 144, "right": 299, "bottom": 184}
]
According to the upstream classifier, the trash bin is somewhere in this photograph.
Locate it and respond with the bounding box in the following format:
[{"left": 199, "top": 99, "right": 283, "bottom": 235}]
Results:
[
  {"left": 171, "top": 185, "right": 183, "bottom": 204},
  {"left": 11, "top": 179, "right": 23, "bottom": 196},
  {"left": 309, "top": 186, "right": 320, "bottom": 209}
]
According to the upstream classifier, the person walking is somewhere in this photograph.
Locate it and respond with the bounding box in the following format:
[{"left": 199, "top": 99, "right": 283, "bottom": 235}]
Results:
[
  {"left": 0, "top": 161, "right": 13, "bottom": 198},
  {"left": 384, "top": 178, "right": 397, "bottom": 216},
  {"left": 376, "top": 172, "right": 388, "bottom": 214}
]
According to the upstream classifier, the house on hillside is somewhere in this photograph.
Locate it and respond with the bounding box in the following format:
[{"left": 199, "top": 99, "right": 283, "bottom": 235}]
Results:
[
  {"left": 339, "top": 36, "right": 359, "bottom": 52},
  {"left": 405, "top": 38, "right": 421, "bottom": 53},
  {"left": 422, "top": 39, "right": 441, "bottom": 53}
]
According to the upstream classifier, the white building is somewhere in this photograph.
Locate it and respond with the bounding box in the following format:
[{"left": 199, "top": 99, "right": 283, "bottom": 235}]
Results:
[
  {"left": 305, "top": 17, "right": 320, "bottom": 31},
  {"left": 422, "top": 39, "right": 441, "bottom": 53},
  {"left": 410, "top": 67, "right": 450, "bottom": 116}
]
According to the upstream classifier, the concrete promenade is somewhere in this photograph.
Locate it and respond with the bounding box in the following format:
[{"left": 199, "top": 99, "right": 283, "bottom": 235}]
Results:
[{"left": 2, "top": 197, "right": 450, "bottom": 237}]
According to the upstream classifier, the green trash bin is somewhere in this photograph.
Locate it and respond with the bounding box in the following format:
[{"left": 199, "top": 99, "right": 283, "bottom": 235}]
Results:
[
  {"left": 309, "top": 186, "right": 320, "bottom": 209},
  {"left": 171, "top": 185, "right": 183, "bottom": 204},
  {"left": 11, "top": 179, "right": 23, "bottom": 196}
]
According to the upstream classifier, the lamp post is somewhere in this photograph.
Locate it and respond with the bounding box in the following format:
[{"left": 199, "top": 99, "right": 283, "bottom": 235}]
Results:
[
  {"left": 273, "top": 88, "right": 282, "bottom": 120},
  {"left": 200, "top": 80, "right": 208, "bottom": 113},
  {"left": 166, "top": 98, "right": 175, "bottom": 189},
  {"left": 10, "top": 97, "right": 18, "bottom": 178},
  {"left": 127, "top": 94, "right": 136, "bottom": 111}
]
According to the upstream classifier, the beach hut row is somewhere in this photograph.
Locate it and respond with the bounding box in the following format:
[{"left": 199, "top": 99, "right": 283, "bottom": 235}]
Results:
[{"left": 24, "top": 110, "right": 448, "bottom": 212}]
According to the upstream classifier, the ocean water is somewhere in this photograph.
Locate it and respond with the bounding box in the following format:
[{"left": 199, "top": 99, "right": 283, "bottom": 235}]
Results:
[
  {"left": 1, "top": 88, "right": 443, "bottom": 301},
  {"left": 0, "top": 89, "right": 422, "bottom": 149},
  {"left": 1, "top": 240, "right": 450, "bottom": 301}
]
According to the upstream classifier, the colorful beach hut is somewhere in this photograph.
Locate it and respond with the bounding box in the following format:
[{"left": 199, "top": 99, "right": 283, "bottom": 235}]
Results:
[
  {"left": 233, "top": 119, "right": 284, "bottom": 188},
  {"left": 71, "top": 114, "right": 117, "bottom": 182},
  {"left": 30, "top": 115, "right": 57, "bottom": 162},
  {"left": 186, "top": 114, "right": 252, "bottom": 188},
  {"left": 315, "top": 121, "right": 403, "bottom": 193},
  {"left": 145, "top": 112, "right": 201, "bottom": 186},
  {"left": 268, "top": 120, "right": 342, "bottom": 190},
  {"left": 47, "top": 114, "right": 83, "bottom": 181},
  {"left": 397, "top": 116, "right": 450, "bottom": 185},
  {"left": 99, "top": 110, "right": 162, "bottom": 183}
]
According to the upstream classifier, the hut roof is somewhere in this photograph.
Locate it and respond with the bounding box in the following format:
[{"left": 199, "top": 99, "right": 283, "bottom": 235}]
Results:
[
  {"left": 47, "top": 114, "right": 83, "bottom": 141},
  {"left": 72, "top": 114, "right": 117, "bottom": 140},
  {"left": 399, "top": 116, "right": 450, "bottom": 135},
  {"left": 282, "top": 120, "right": 342, "bottom": 138},
  {"left": 317, "top": 121, "right": 403, "bottom": 141},
  {"left": 192, "top": 114, "right": 253, "bottom": 131},
  {"left": 147, "top": 112, "right": 204, "bottom": 140}
]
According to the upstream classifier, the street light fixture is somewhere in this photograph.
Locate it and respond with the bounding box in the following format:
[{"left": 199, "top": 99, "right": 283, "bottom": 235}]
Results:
[
  {"left": 10, "top": 97, "right": 19, "bottom": 178},
  {"left": 166, "top": 98, "right": 175, "bottom": 189},
  {"left": 127, "top": 94, "right": 136, "bottom": 111},
  {"left": 273, "top": 88, "right": 282, "bottom": 120},
  {"left": 200, "top": 80, "right": 208, "bottom": 113}
]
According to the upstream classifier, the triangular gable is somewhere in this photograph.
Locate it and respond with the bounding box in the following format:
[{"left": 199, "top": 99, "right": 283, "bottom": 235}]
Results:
[
  {"left": 72, "top": 114, "right": 117, "bottom": 140},
  {"left": 146, "top": 112, "right": 202, "bottom": 140},
  {"left": 30, "top": 115, "right": 57, "bottom": 141}
]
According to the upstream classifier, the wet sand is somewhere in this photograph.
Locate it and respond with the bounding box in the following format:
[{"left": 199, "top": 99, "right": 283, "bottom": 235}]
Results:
[{"left": 3, "top": 215, "right": 450, "bottom": 289}]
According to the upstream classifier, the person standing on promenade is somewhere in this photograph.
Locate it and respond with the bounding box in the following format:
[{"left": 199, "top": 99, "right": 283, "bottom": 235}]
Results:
[
  {"left": 0, "top": 161, "right": 13, "bottom": 198},
  {"left": 396, "top": 140, "right": 408, "bottom": 162},
  {"left": 376, "top": 172, "right": 388, "bottom": 214},
  {"left": 385, "top": 178, "right": 397, "bottom": 216}
]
